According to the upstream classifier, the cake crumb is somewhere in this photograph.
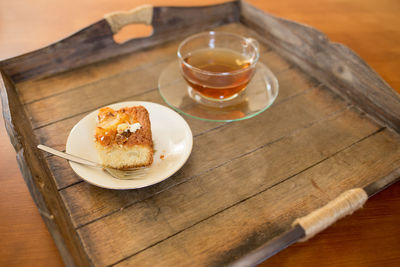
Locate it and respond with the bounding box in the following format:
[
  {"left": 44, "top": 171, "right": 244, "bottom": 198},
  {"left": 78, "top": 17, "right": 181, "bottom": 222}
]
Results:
[{"left": 160, "top": 155, "right": 165, "bottom": 160}]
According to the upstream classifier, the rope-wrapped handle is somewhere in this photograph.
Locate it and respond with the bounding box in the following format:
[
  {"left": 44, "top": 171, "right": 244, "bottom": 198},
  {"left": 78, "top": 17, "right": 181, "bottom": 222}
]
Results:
[
  {"left": 293, "top": 188, "right": 368, "bottom": 241},
  {"left": 104, "top": 4, "right": 153, "bottom": 34}
]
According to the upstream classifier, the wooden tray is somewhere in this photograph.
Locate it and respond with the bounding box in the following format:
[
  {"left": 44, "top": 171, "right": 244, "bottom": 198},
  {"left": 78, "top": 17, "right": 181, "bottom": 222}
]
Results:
[{"left": 1, "top": 1, "right": 400, "bottom": 266}]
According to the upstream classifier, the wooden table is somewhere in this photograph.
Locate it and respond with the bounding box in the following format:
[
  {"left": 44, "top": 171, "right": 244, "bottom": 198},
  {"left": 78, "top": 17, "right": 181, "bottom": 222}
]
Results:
[{"left": 0, "top": 0, "right": 399, "bottom": 266}]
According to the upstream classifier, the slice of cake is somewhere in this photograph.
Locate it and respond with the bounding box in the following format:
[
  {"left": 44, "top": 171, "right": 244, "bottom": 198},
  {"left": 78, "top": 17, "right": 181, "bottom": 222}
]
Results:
[{"left": 94, "top": 106, "right": 153, "bottom": 169}]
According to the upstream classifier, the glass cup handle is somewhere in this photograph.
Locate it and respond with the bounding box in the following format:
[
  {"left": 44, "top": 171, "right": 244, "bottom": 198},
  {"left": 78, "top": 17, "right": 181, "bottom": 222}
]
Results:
[{"left": 245, "top": 38, "right": 259, "bottom": 51}]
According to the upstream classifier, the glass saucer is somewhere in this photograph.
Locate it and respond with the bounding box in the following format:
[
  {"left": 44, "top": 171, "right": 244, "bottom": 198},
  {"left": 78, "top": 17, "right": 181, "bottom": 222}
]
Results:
[{"left": 158, "top": 61, "right": 279, "bottom": 122}]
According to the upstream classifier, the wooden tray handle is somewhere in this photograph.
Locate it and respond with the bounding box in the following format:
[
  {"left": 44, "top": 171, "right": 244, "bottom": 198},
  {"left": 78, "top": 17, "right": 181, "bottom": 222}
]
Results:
[
  {"left": 104, "top": 4, "right": 153, "bottom": 34},
  {"left": 293, "top": 188, "right": 368, "bottom": 241}
]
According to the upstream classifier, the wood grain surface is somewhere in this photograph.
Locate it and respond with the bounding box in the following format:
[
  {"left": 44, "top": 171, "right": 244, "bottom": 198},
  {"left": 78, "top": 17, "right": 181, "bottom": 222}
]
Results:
[{"left": 0, "top": 0, "right": 399, "bottom": 266}]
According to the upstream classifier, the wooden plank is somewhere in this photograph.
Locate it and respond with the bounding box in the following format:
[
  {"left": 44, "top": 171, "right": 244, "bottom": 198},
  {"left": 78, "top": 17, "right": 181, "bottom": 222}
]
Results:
[
  {"left": 61, "top": 86, "right": 346, "bottom": 229},
  {"left": 240, "top": 1, "right": 400, "bottom": 132},
  {"left": 1, "top": 1, "right": 240, "bottom": 83},
  {"left": 16, "top": 43, "right": 176, "bottom": 105},
  {"left": 20, "top": 53, "right": 175, "bottom": 105},
  {"left": 26, "top": 59, "right": 170, "bottom": 129},
  {"left": 113, "top": 129, "right": 400, "bottom": 266},
  {"left": 75, "top": 108, "right": 394, "bottom": 266}
]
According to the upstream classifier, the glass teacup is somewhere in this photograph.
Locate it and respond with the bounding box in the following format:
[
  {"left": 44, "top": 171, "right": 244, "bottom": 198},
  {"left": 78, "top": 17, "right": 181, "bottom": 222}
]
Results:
[{"left": 177, "top": 31, "right": 259, "bottom": 102}]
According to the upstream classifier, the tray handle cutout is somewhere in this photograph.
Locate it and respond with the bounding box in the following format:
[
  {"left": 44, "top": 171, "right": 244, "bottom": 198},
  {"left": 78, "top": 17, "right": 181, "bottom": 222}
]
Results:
[
  {"left": 104, "top": 4, "right": 153, "bottom": 43},
  {"left": 104, "top": 4, "right": 153, "bottom": 34}
]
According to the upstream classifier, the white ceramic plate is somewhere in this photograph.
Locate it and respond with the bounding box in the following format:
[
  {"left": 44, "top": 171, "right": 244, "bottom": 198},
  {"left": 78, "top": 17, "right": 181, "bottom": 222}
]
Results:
[{"left": 66, "top": 101, "right": 193, "bottom": 189}]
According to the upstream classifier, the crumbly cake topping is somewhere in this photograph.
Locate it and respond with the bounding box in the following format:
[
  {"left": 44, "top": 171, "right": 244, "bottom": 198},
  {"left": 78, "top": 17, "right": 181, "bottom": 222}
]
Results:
[
  {"left": 95, "top": 106, "right": 152, "bottom": 147},
  {"left": 117, "top": 122, "right": 141, "bottom": 134}
]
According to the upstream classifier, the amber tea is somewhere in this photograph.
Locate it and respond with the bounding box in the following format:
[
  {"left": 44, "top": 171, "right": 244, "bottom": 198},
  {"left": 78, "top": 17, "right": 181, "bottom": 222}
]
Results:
[
  {"left": 178, "top": 32, "right": 259, "bottom": 104},
  {"left": 181, "top": 48, "right": 255, "bottom": 100}
]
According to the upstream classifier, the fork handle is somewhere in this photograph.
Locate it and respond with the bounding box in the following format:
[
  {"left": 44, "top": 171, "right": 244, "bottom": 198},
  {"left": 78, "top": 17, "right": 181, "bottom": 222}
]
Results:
[{"left": 37, "top": 144, "right": 99, "bottom": 168}]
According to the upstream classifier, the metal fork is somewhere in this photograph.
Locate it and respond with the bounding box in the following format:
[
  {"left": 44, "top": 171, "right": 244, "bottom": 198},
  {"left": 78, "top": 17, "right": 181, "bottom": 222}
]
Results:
[{"left": 37, "top": 144, "right": 147, "bottom": 180}]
